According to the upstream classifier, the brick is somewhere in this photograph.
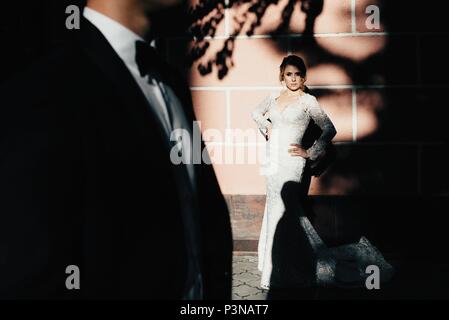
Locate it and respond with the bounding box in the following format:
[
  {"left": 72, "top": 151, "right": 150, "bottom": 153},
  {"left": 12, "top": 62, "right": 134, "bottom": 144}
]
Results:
[
  {"left": 420, "top": 144, "right": 449, "bottom": 195},
  {"left": 228, "top": 195, "right": 265, "bottom": 240},
  {"left": 314, "top": 35, "right": 386, "bottom": 63},
  {"left": 356, "top": 88, "right": 449, "bottom": 142},
  {"left": 191, "top": 90, "right": 227, "bottom": 141},
  {"left": 310, "top": 89, "right": 353, "bottom": 142},
  {"left": 229, "top": 90, "right": 274, "bottom": 144},
  {"left": 233, "top": 240, "right": 259, "bottom": 252},
  {"left": 229, "top": 0, "right": 292, "bottom": 36},
  {"left": 306, "top": 62, "right": 353, "bottom": 86},
  {"left": 211, "top": 151, "right": 267, "bottom": 194},
  {"left": 353, "top": 35, "right": 418, "bottom": 85},
  {"left": 355, "top": 0, "right": 385, "bottom": 33},
  {"left": 180, "top": 35, "right": 419, "bottom": 88},
  {"left": 315, "top": 144, "right": 419, "bottom": 196},
  {"left": 356, "top": 89, "right": 385, "bottom": 141},
  {"left": 380, "top": 1, "right": 449, "bottom": 33},
  {"left": 313, "top": 0, "right": 352, "bottom": 34},
  {"left": 205, "top": 143, "right": 265, "bottom": 166},
  {"left": 188, "top": 0, "right": 228, "bottom": 37},
  {"left": 291, "top": 34, "right": 386, "bottom": 65},
  {"left": 229, "top": 0, "right": 351, "bottom": 35},
  {"left": 189, "top": 37, "right": 288, "bottom": 86},
  {"left": 420, "top": 35, "right": 449, "bottom": 85}
]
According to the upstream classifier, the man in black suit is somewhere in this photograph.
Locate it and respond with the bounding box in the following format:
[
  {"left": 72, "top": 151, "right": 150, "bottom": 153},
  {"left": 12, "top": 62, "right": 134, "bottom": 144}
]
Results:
[{"left": 0, "top": 0, "right": 232, "bottom": 299}]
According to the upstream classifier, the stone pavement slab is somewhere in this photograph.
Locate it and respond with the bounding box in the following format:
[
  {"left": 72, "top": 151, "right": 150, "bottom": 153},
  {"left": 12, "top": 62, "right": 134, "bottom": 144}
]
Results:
[{"left": 232, "top": 255, "right": 267, "bottom": 300}]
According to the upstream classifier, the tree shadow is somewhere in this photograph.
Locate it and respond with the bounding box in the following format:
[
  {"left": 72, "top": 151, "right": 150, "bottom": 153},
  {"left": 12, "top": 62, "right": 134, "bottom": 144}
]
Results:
[{"left": 186, "top": 0, "right": 326, "bottom": 79}]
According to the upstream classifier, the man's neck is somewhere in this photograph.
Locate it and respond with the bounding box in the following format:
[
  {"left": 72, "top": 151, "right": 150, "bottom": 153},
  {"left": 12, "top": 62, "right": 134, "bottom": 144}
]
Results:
[{"left": 86, "top": 0, "right": 150, "bottom": 38}]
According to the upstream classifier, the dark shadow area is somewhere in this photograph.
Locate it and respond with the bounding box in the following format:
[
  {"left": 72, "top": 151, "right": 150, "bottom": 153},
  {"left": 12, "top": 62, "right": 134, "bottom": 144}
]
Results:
[
  {"left": 267, "top": 180, "right": 317, "bottom": 299},
  {"left": 0, "top": 0, "right": 233, "bottom": 299},
  {"left": 269, "top": 181, "right": 316, "bottom": 288},
  {"left": 0, "top": 0, "right": 88, "bottom": 83}
]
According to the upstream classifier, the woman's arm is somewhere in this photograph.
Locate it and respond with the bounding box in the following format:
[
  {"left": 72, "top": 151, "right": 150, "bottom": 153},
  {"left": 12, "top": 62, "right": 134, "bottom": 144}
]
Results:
[
  {"left": 305, "top": 96, "right": 337, "bottom": 161},
  {"left": 251, "top": 95, "right": 272, "bottom": 138}
]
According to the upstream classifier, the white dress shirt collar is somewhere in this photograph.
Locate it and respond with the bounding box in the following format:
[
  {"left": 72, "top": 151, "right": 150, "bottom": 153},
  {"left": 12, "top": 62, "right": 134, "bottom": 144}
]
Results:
[{"left": 83, "top": 6, "right": 149, "bottom": 79}]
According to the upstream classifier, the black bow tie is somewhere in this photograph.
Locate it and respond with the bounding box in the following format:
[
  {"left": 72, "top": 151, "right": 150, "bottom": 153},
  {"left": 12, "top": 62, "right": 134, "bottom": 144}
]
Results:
[{"left": 135, "top": 40, "right": 164, "bottom": 79}]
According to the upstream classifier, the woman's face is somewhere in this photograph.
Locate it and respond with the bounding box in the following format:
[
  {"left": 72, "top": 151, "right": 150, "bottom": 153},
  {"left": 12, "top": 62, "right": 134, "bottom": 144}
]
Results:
[{"left": 282, "top": 65, "right": 305, "bottom": 92}]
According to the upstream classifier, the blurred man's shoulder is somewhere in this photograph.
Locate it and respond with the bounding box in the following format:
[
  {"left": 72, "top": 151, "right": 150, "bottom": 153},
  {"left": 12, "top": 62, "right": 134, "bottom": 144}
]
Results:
[
  {"left": 0, "top": 43, "right": 98, "bottom": 131},
  {"left": 0, "top": 43, "right": 96, "bottom": 106}
]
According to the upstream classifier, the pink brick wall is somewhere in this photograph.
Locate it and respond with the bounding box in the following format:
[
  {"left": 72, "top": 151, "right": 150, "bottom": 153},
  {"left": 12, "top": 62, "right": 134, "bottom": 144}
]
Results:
[
  {"left": 166, "top": 0, "right": 449, "bottom": 241},
  {"left": 166, "top": 0, "right": 407, "bottom": 197}
]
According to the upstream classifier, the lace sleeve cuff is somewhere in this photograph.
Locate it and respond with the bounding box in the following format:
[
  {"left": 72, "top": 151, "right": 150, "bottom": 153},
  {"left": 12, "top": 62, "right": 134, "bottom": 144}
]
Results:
[
  {"left": 306, "top": 140, "right": 327, "bottom": 161},
  {"left": 251, "top": 95, "right": 272, "bottom": 137}
]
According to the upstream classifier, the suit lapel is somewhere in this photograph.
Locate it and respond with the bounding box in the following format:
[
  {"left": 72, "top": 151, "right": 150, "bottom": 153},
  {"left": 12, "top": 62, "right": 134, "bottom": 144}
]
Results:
[
  {"left": 78, "top": 17, "right": 201, "bottom": 207},
  {"left": 78, "top": 18, "right": 171, "bottom": 152}
]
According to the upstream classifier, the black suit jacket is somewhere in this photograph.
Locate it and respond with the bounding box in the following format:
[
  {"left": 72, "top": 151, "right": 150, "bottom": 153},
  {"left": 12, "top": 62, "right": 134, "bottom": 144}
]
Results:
[{"left": 0, "top": 18, "right": 232, "bottom": 299}]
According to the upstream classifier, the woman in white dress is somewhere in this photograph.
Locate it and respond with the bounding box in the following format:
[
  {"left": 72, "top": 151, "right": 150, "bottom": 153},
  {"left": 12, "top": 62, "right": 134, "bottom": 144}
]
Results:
[{"left": 252, "top": 55, "right": 394, "bottom": 290}]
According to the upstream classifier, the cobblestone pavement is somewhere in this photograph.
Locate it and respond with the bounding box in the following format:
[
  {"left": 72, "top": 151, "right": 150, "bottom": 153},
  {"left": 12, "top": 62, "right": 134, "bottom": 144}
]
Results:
[{"left": 232, "top": 255, "right": 268, "bottom": 300}]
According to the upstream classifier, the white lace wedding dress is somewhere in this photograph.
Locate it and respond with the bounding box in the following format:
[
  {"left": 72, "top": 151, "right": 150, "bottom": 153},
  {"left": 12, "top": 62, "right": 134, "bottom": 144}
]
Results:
[{"left": 252, "top": 92, "right": 394, "bottom": 289}]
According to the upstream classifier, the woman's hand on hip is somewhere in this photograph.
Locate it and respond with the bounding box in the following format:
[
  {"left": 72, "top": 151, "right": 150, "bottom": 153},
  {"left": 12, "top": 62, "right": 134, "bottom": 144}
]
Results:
[
  {"left": 288, "top": 144, "right": 309, "bottom": 158},
  {"left": 265, "top": 125, "right": 272, "bottom": 141}
]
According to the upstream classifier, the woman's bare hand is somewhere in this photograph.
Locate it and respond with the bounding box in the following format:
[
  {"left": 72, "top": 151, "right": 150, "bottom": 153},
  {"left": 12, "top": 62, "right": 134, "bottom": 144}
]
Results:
[{"left": 288, "top": 144, "right": 309, "bottom": 158}]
